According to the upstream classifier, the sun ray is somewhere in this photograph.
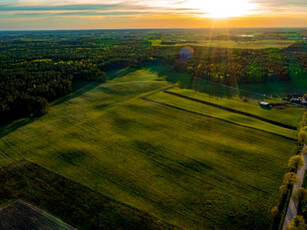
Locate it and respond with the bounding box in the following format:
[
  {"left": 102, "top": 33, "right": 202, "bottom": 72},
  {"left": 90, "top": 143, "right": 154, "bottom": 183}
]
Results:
[{"left": 183, "top": 0, "right": 259, "bottom": 18}]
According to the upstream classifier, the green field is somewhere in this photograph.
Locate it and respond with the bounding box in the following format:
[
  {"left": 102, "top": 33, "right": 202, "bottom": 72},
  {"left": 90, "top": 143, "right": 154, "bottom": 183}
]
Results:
[
  {"left": 0, "top": 160, "right": 173, "bottom": 229},
  {"left": 146, "top": 88, "right": 303, "bottom": 139},
  {"left": 0, "top": 65, "right": 301, "bottom": 229}
]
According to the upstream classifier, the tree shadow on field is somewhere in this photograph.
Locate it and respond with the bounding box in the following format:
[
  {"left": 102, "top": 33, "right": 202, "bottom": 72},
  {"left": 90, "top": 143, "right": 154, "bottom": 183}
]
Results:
[
  {"left": 0, "top": 117, "right": 35, "bottom": 139},
  {"left": 106, "top": 67, "right": 136, "bottom": 81},
  {"left": 0, "top": 68, "right": 137, "bottom": 139},
  {"left": 144, "top": 62, "right": 238, "bottom": 99},
  {"left": 52, "top": 81, "right": 102, "bottom": 106},
  {"left": 0, "top": 81, "right": 102, "bottom": 139}
]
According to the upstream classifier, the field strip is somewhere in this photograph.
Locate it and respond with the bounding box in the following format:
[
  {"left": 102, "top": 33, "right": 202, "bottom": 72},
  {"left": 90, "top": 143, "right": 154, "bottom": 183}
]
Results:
[
  {"left": 164, "top": 90, "right": 297, "bottom": 130},
  {"left": 141, "top": 97, "right": 297, "bottom": 141},
  {"left": 198, "top": 79, "right": 307, "bottom": 108},
  {"left": 0, "top": 160, "right": 176, "bottom": 229}
]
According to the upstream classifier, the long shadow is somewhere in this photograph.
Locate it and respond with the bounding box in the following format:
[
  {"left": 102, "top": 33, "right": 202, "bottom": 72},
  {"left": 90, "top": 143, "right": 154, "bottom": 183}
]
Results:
[
  {"left": 144, "top": 62, "right": 239, "bottom": 99},
  {"left": 52, "top": 81, "right": 102, "bottom": 106},
  {"left": 0, "top": 117, "right": 35, "bottom": 139},
  {"left": 52, "top": 67, "right": 137, "bottom": 107},
  {"left": 141, "top": 97, "right": 297, "bottom": 141},
  {"left": 106, "top": 67, "right": 136, "bottom": 81},
  {"left": 0, "top": 81, "right": 103, "bottom": 139},
  {"left": 163, "top": 90, "right": 297, "bottom": 130},
  {"left": 0, "top": 67, "right": 139, "bottom": 139},
  {"left": 144, "top": 62, "right": 289, "bottom": 101}
]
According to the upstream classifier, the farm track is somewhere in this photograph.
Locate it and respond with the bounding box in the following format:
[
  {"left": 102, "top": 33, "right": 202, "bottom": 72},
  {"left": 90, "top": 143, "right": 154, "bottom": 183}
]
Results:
[
  {"left": 163, "top": 90, "right": 297, "bottom": 131},
  {"left": 141, "top": 97, "right": 297, "bottom": 141}
]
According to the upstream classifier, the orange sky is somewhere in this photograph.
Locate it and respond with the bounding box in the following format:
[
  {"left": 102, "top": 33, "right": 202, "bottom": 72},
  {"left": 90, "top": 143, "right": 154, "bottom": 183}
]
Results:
[{"left": 0, "top": 0, "right": 306, "bottom": 30}]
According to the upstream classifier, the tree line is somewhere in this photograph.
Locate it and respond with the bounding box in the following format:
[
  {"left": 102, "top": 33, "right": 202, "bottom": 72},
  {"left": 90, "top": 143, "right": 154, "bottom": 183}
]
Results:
[
  {"left": 0, "top": 35, "right": 152, "bottom": 123},
  {"left": 166, "top": 43, "right": 307, "bottom": 85},
  {"left": 271, "top": 112, "right": 307, "bottom": 230}
]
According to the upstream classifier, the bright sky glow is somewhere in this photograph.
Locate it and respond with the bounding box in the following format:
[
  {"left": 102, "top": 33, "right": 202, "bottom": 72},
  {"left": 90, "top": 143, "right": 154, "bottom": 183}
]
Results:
[
  {"left": 183, "top": 0, "right": 259, "bottom": 18},
  {"left": 0, "top": 0, "right": 306, "bottom": 30}
]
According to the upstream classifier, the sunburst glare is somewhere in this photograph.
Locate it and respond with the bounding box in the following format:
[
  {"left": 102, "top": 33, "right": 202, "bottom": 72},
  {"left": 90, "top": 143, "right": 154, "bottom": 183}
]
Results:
[{"left": 183, "top": 0, "right": 259, "bottom": 18}]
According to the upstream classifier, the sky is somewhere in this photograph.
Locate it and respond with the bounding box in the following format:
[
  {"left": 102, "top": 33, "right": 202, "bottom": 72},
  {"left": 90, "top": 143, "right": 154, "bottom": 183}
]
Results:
[{"left": 0, "top": 0, "right": 306, "bottom": 30}]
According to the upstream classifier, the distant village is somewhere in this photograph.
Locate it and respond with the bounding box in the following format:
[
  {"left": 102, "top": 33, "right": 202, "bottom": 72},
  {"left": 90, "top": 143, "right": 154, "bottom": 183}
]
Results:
[
  {"left": 260, "top": 94, "right": 306, "bottom": 109},
  {"left": 285, "top": 94, "right": 307, "bottom": 105}
]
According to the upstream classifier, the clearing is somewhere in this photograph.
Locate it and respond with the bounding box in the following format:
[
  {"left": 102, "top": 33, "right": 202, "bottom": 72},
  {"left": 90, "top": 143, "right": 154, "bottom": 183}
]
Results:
[{"left": 0, "top": 64, "right": 303, "bottom": 229}]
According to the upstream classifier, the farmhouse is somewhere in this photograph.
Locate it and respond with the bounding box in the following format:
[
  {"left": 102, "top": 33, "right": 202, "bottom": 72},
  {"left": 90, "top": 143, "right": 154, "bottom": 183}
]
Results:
[
  {"left": 289, "top": 94, "right": 307, "bottom": 105},
  {"left": 259, "top": 102, "right": 272, "bottom": 109}
]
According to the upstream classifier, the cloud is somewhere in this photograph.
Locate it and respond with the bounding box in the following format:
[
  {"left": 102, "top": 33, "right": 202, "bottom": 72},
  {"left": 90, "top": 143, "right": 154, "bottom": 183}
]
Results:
[
  {"left": 0, "top": 0, "right": 306, "bottom": 16},
  {"left": 0, "top": 0, "right": 305, "bottom": 29}
]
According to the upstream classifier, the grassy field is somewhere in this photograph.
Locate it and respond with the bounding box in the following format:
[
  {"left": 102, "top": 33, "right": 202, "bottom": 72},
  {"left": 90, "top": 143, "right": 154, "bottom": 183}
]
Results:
[
  {"left": 145, "top": 87, "right": 304, "bottom": 139},
  {"left": 167, "top": 88, "right": 304, "bottom": 128},
  {"left": 0, "top": 64, "right": 301, "bottom": 229},
  {"left": 0, "top": 160, "right": 173, "bottom": 229}
]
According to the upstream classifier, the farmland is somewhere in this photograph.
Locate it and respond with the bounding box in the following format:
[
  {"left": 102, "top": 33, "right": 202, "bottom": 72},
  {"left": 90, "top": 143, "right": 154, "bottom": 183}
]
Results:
[
  {"left": 146, "top": 87, "right": 304, "bottom": 139},
  {"left": 0, "top": 64, "right": 303, "bottom": 229}
]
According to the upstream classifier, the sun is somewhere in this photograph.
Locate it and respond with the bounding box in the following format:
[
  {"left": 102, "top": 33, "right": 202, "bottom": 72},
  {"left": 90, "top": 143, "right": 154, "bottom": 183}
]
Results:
[{"left": 184, "top": 0, "right": 258, "bottom": 18}]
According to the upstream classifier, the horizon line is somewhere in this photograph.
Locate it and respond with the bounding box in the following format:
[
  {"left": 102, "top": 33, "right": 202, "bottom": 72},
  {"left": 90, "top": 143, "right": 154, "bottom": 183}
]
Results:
[{"left": 1, "top": 27, "right": 307, "bottom": 32}]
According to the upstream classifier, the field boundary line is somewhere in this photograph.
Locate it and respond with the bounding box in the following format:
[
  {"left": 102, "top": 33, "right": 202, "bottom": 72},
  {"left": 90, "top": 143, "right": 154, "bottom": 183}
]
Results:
[
  {"left": 164, "top": 90, "right": 297, "bottom": 130},
  {"left": 141, "top": 96, "right": 297, "bottom": 141},
  {"left": 198, "top": 79, "right": 307, "bottom": 108}
]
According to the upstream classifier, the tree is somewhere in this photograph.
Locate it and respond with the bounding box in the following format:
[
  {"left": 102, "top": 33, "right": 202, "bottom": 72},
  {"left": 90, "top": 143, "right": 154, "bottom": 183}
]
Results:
[
  {"left": 298, "top": 127, "right": 307, "bottom": 145},
  {"left": 283, "top": 172, "right": 299, "bottom": 189},
  {"left": 293, "top": 188, "right": 307, "bottom": 214},
  {"left": 300, "top": 112, "right": 307, "bottom": 127},
  {"left": 32, "top": 97, "right": 49, "bottom": 117},
  {"left": 288, "top": 155, "right": 305, "bottom": 172},
  {"left": 302, "top": 146, "right": 307, "bottom": 156},
  {"left": 287, "top": 215, "right": 307, "bottom": 230}
]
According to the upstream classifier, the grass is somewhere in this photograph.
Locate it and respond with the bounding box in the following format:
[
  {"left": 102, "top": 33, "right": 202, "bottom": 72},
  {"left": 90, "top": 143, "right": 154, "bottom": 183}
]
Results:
[
  {"left": 167, "top": 88, "right": 304, "bottom": 128},
  {"left": 0, "top": 160, "right": 173, "bottom": 230},
  {"left": 0, "top": 64, "right": 300, "bottom": 229},
  {"left": 145, "top": 87, "right": 304, "bottom": 139}
]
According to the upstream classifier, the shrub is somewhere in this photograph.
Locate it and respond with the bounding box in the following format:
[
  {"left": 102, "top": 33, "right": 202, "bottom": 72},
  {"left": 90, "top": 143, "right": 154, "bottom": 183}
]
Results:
[
  {"left": 287, "top": 215, "right": 306, "bottom": 230},
  {"left": 283, "top": 172, "right": 299, "bottom": 189},
  {"left": 32, "top": 97, "right": 50, "bottom": 117},
  {"left": 288, "top": 155, "right": 305, "bottom": 172},
  {"left": 300, "top": 112, "right": 307, "bottom": 127},
  {"left": 298, "top": 127, "right": 307, "bottom": 145}
]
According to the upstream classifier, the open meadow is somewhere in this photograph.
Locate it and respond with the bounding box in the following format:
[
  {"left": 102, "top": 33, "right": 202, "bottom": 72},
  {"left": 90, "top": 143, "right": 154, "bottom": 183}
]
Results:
[{"left": 0, "top": 64, "right": 304, "bottom": 229}]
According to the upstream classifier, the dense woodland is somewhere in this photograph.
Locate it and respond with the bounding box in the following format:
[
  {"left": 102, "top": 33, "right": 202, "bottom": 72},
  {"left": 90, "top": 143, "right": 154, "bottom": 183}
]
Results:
[
  {"left": 167, "top": 44, "right": 307, "bottom": 84},
  {"left": 0, "top": 31, "right": 306, "bottom": 123}
]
